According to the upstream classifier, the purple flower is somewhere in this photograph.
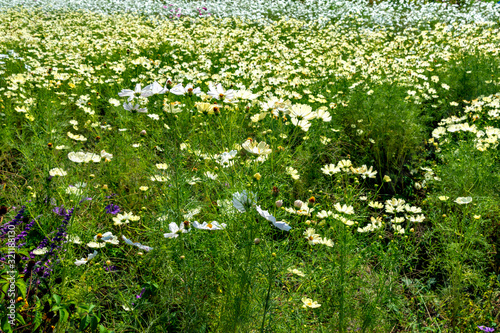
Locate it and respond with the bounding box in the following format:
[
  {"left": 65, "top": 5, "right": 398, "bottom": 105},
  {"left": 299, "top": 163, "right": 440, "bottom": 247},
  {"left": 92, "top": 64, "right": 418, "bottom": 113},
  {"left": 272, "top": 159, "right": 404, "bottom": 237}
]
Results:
[
  {"left": 136, "top": 287, "right": 146, "bottom": 299},
  {"left": 105, "top": 204, "right": 121, "bottom": 215},
  {"left": 478, "top": 326, "right": 495, "bottom": 332},
  {"left": 53, "top": 205, "right": 67, "bottom": 217},
  {"left": 79, "top": 196, "right": 92, "bottom": 204}
]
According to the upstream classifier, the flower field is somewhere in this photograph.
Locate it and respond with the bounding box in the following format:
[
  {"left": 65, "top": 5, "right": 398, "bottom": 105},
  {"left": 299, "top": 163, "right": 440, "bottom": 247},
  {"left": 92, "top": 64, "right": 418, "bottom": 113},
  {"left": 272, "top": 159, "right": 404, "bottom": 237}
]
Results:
[{"left": 1, "top": 0, "right": 500, "bottom": 331}]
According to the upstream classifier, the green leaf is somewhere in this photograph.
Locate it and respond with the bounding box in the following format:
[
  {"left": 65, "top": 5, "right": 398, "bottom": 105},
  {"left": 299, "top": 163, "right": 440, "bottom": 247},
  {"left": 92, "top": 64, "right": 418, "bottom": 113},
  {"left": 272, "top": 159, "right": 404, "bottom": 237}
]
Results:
[
  {"left": 15, "top": 312, "right": 26, "bottom": 325},
  {"left": 59, "top": 308, "right": 69, "bottom": 323},
  {"left": 90, "top": 316, "right": 99, "bottom": 331},
  {"left": 1, "top": 316, "right": 14, "bottom": 333},
  {"left": 15, "top": 279, "right": 27, "bottom": 299},
  {"left": 33, "top": 310, "right": 43, "bottom": 330},
  {"left": 53, "top": 294, "right": 61, "bottom": 305},
  {"left": 79, "top": 315, "right": 90, "bottom": 331},
  {"left": 99, "top": 324, "right": 108, "bottom": 333}
]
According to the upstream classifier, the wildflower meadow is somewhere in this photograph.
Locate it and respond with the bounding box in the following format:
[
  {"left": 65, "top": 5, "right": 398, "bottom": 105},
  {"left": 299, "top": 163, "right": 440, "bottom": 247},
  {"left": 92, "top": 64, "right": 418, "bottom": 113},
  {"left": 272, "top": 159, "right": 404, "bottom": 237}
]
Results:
[{"left": 1, "top": 0, "right": 500, "bottom": 331}]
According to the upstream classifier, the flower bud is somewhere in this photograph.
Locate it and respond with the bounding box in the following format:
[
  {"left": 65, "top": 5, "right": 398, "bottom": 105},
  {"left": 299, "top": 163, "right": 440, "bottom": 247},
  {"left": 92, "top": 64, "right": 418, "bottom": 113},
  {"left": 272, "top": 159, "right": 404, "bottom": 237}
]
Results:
[
  {"left": 180, "top": 255, "right": 185, "bottom": 260},
  {"left": 294, "top": 200, "right": 303, "bottom": 208},
  {"left": 253, "top": 173, "right": 261, "bottom": 181},
  {"left": 275, "top": 200, "right": 283, "bottom": 208},
  {"left": 140, "top": 130, "right": 147, "bottom": 136},
  {"left": 254, "top": 238, "right": 261, "bottom": 245}
]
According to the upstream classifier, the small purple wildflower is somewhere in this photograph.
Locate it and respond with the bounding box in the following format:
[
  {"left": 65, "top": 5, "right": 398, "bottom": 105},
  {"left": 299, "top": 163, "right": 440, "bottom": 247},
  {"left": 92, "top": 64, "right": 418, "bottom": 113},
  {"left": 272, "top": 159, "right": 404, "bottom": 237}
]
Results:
[
  {"left": 105, "top": 204, "right": 121, "bottom": 215},
  {"left": 136, "top": 287, "right": 146, "bottom": 299},
  {"left": 478, "top": 326, "right": 495, "bottom": 333},
  {"left": 53, "top": 205, "right": 67, "bottom": 217},
  {"left": 79, "top": 196, "right": 92, "bottom": 204}
]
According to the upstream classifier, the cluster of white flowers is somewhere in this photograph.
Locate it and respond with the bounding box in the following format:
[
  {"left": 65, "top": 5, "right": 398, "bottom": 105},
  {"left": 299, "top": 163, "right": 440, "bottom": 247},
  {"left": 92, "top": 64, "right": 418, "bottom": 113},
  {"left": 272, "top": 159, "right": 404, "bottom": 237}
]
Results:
[{"left": 3, "top": 0, "right": 498, "bottom": 29}]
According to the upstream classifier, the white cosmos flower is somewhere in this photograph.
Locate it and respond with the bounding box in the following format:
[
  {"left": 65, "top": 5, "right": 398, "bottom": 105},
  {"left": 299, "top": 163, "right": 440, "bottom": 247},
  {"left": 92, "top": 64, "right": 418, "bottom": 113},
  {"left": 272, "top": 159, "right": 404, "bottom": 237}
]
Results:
[
  {"left": 49, "top": 168, "right": 67, "bottom": 177},
  {"left": 232, "top": 190, "right": 257, "bottom": 213},
  {"left": 303, "top": 228, "right": 322, "bottom": 245},
  {"left": 113, "top": 212, "right": 140, "bottom": 226},
  {"left": 156, "top": 163, "right": 168, "bottom": 170},
  {"left": 242, "top": 139, "right": 272, "bottom": 155},
  {"left": 291, "top": 118, "right": 311, "bottom": 131},
  {"left": 302, "top": 297, "right": 321, "bottom": 308},
  {"left": 32, "top": 247, "right": 48, "bottom": 255},
  {"left": 315, "top": 108, "right": 331, "bottom": 122},
  {"left": 207, "top": 83, "right": 235, "bottom": 101},
  {"left": 68, "top": 152, "right": 101, "bottom": 163},
  {"left": 287, "top": 268, "right": 305, "bottom": 277},
  {"left": 87, "top": 231, "right": 119, "bottom": 248},
  {"left": 67, "top": 132, "right": 87, "bottom": 141},
  {"left": 216, "top": 150, "right": 238, "bottom": 167},
  {"left": 75, "top": 251, "right": 98, "bottom": 266},
  {"left": 454, "top": 196, "right": 472, "bottom": 204},
  {"left": 255, "top": 205, "right": 292, "bottom": 231},
  {"left": 286, "top": 167, "right": 300, "bottom": 180},
  {"left": 118, "top": 83, "right": 154, "bottom": 101},
  {"left": 122, "top": 235, "right": 153, "bottom": 251},
  {"left": 233, "top": 89, "right": 260, "bottom": 101},
  {"left": 123, "top": 102, "right": 147, "bottom": 113},
  {"left": 164, "top": 222, "right": 190, "bottom": 238},
  {"left": 143, "top": 81, "right": 169, "bottom": 95},
  {"left": 321, "top": 164, "right": 341, "bottom": 175},
  {"left": 192, "top": 221, "right": 227, "bottom": 230},
  {"left": 109, "top": 98, "right": 121, "bottom": 106},
  {"left": 289, "top": 104, "right": 316, "bottom": 121},
  {"left": 204, "top": 171, "right": 218, "bottom": 180},
  {"left": 261, "top": 97, "right": 291, "bottom": 116},
  {"left": 150, "top": 174, "right": 169, "bottom": 182},
  {"left": 100, "top": 150, "right": 113, "bottom": 161},
  {"left": 334, "top": 203, "right": 355, "bottom": 215},
  {"left": 170, "top": 83, "right": 202, "bottom": 96}
]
